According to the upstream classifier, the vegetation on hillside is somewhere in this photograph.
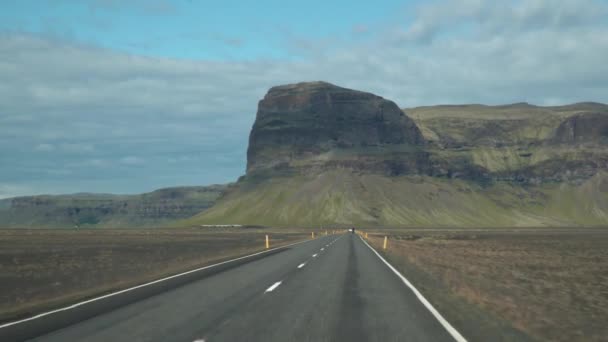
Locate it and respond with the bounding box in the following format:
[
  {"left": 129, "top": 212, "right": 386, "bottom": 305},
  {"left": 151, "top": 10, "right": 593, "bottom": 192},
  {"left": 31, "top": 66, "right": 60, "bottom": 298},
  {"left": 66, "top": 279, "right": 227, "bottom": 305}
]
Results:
[{"left": 186, "top": 171, "right": 608, "bottom": 227}]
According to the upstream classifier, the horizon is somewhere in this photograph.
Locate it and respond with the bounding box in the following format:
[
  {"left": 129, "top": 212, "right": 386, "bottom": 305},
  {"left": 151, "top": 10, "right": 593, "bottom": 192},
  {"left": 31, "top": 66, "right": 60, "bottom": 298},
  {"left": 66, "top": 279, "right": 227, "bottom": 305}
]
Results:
[{"left": 2, "top": 0, "right": 608, "bottom": 198}]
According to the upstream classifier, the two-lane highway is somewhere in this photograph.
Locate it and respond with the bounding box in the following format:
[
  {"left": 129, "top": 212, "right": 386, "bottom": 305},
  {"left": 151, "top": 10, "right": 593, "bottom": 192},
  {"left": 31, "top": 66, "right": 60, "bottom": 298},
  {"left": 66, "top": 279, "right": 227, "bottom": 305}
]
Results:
[{"left": 27, "top": 234, "right": 463, "bottom": 342}]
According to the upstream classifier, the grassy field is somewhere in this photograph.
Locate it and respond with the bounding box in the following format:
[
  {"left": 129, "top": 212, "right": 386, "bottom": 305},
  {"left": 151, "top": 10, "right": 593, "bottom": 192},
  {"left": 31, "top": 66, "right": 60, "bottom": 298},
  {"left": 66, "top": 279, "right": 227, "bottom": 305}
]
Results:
[
  {"left": 0, "top": 228, "right": 308, "bottom": 323},
  {"left": 364, "top": 228, "right": 608, "bottom": 342}
]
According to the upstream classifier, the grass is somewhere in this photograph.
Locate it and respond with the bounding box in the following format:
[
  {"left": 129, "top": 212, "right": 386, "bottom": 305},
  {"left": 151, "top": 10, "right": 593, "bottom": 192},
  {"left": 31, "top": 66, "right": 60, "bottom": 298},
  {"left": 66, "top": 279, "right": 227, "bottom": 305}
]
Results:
[
  {"left": 0, "top": 228, "right": 308, "bottom": 323},
  {"left": 364, "top": 228, "right": 608, "bottom": 341},
  {"left": 405, "top": 102, "right": 602, "bottom": 121},
  {"left": 185, "top": 170, "right": 608, "bottom": 228}
]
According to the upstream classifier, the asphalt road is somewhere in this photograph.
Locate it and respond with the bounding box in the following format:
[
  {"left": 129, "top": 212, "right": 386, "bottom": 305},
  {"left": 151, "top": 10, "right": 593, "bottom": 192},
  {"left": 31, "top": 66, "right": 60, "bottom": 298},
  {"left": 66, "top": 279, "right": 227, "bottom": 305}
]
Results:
[{"left": 30, "top": 234, "right": 459, "bottom": 342}]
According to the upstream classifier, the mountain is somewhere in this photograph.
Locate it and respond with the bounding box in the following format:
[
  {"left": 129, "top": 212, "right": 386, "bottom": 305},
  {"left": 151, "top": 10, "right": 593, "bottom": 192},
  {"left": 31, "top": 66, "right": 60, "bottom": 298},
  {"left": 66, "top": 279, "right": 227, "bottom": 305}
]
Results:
[
  {"left": 247, "top": 81, "right": 425, "bottom": 174},
  {"left": 186, "top": 82, "right": 608, "bottom": 227},
  {"left": 408, "top": 102, "right": 608, "bottom": 183},
  {"left": 0, "top": 185, "right": 227, "bottom": 228}
]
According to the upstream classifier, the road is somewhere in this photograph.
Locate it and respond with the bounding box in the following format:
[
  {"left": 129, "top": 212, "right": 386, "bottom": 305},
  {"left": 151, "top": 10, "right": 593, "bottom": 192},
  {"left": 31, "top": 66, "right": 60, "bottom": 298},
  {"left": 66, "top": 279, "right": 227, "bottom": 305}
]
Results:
[{"left": 29, "top": 234, "right": 461, "bottom": 342}]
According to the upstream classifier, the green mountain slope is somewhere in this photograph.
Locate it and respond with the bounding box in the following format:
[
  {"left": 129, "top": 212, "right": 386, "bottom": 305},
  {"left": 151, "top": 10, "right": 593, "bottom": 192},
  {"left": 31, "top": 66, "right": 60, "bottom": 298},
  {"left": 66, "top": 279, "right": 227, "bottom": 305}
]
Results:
[{"left": 185, "top": 171, "right": 608, "bottom": 227}]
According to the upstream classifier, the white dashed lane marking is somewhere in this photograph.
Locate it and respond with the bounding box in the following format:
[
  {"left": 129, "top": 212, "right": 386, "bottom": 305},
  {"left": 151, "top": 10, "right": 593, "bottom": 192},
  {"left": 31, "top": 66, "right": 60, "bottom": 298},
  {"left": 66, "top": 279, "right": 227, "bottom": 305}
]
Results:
[
  {"left": 265, "top": 281, "right": 283, "bottom": 293},
  {"left": 298, "top": 263, "right": 306, "bottom": 269}
]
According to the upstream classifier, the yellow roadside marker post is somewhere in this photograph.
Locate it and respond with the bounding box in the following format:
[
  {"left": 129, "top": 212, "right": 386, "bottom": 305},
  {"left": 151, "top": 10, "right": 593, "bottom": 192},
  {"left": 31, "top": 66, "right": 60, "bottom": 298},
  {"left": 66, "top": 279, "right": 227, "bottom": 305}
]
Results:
[
  {"left": 325, "top": 230, "right": 328, "bottom": 236},
  {"left": 312, "top": 231, "right": 315, "bottom": 239},
  {"left": 365, "top": 232, "right": 368, "bottom": 239},
  {"left": 265, "top": 235, "right": 270, "bottom": 249},
  {"left": 383, "top": 236, "right": 388, "bottom": 250}
]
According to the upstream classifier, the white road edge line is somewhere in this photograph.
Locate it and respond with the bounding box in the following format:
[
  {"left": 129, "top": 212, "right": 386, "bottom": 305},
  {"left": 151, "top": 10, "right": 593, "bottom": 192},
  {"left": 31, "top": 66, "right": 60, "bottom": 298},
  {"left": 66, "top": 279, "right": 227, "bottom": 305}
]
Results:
[
  {"left": 297, "top": 263, "right": 306, "bottom": 269},
  {"left": 0, "top": 237, "right": 316, "bottom": 329},
  {"left": 265, "top": 281, "right": 283, "bottom": 293},
  {"left": 359, "top": 236, "right": 467, "bottom": 342}
]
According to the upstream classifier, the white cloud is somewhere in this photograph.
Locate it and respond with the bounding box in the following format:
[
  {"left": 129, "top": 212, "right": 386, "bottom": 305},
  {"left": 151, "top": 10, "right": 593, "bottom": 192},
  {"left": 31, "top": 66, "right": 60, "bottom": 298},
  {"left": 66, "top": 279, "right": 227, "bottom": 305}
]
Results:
[
  {"left": 167, "top": 155, "right": 197, "bottom": 164},
  {"left": 60, "top": 143, "right": 95, "bottom": 153},
  {"left": 33, "top": 143, "right": 94, "bottom": 153},
  {"left": 119, "top": 156, "right": 145, "bottom": 165},
  {"left": 63, "top": 158, "right": 109, "bottom": 168},
  {"left": 35, "top": 143, "right": 55, "bottom": 152},
  {"left": 400, "top": 0, "right": 608, "bottom": 44}
]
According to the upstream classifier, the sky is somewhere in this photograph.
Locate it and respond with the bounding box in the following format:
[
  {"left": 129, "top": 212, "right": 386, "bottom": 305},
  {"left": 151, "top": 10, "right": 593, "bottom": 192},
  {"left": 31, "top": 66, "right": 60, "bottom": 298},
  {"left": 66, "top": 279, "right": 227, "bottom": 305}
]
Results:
[{"left": 1, "top": 0, "right": 608, "bottom": 198}]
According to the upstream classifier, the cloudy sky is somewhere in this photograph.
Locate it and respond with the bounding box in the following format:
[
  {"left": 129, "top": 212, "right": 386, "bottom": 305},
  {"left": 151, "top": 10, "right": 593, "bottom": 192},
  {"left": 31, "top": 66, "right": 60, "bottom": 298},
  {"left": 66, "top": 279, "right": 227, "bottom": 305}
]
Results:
[{"left": 1, "top": 0, "right": 608, "bottom": 198}]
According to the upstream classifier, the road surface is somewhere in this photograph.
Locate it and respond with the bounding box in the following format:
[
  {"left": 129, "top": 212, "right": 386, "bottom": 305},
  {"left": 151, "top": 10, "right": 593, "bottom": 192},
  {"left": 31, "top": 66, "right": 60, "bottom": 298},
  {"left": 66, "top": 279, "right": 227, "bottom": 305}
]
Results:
[{"left": 29, "top": 234, "right": 460, "bottom": 342}]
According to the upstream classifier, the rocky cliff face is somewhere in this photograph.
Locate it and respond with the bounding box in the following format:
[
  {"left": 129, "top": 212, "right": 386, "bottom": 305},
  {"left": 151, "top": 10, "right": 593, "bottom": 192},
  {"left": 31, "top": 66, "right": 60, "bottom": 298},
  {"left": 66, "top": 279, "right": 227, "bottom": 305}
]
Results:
[
  {"left": 408, "top": 102, "right": 608, "bottom": 183},
  {"left": 247, "top": 82, "right": 425, "bottom": 174},
  {"left": 552, "top": 112, "right": 608, "bottom": 144}
]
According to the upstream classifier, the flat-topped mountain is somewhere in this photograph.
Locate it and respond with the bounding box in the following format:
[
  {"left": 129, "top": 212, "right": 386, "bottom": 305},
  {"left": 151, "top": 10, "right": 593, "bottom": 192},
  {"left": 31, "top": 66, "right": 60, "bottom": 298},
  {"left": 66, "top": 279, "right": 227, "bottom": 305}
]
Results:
[
  {"left": 408, "top": 102, "right": 608, "bottom": 147},
  {"left": 407, "top": 102, "right": 608, "bottom": 183},
  {"left": 188, "top": 82, "right": 608, "bottom": 227},
  {"left": 247, "top": 81, "right": 424, "bottom": 173}
]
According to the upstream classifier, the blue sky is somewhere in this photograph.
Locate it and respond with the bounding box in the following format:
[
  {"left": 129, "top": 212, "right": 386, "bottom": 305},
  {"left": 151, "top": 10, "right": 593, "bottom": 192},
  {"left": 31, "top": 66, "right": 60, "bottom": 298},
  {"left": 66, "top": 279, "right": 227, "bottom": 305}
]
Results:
[
  {"left": 0, "top": 0, "right": 413, "bottom": 60},
  {"left": 1, "top": 0, "right": 608, "bottom": 197}
]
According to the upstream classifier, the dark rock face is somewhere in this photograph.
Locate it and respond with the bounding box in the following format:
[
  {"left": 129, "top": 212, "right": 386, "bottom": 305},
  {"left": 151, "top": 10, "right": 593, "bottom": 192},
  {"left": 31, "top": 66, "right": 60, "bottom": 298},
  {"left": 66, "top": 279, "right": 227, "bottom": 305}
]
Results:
[
  {"left": 247, "top": 82, "right": 425, "bottom": 172},
  {"left": 496, "top": 158, "right": 608, "bottom": 184},
  {"left": 552, "top": 113, "right": 608, "bottom": 144}
]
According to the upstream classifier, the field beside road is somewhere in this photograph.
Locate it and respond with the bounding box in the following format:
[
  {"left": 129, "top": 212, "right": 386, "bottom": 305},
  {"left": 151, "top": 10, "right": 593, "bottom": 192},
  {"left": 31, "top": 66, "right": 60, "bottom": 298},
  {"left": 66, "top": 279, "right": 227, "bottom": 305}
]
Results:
[
  {"left": 365, "top": 228, "right": 608, "bottom": 342},
  {"left": 0, "top": 228, "right": 308, "bottom": 323}
]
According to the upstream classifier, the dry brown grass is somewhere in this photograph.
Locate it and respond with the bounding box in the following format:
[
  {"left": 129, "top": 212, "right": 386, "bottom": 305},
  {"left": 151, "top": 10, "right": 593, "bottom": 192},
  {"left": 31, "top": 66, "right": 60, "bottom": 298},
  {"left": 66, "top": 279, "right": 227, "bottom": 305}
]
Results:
[
  {"left": 0, "top": 228, "right": 308, "bottom": 323},
  {"left": 365, "top": 229, "right": 608, "bottom": 342}
]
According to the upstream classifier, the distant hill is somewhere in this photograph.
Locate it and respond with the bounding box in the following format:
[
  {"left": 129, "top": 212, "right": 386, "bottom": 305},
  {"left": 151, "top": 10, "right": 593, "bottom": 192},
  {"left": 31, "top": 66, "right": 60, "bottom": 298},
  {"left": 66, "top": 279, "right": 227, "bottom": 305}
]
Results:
[
  {"left": 185, "top": 82, "right": 608, "bottom": 227},
  {"left": 0, "top": 185, "right": 227, "bottom": 228}
]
